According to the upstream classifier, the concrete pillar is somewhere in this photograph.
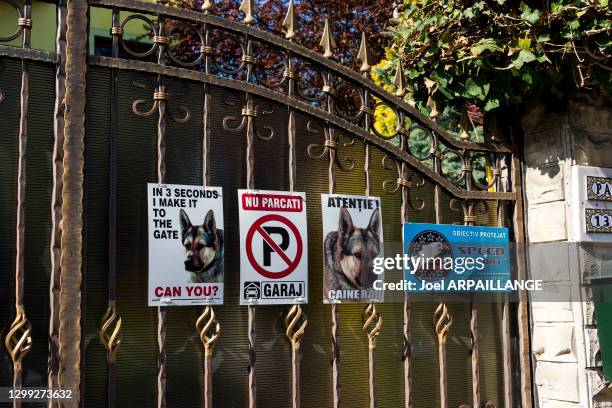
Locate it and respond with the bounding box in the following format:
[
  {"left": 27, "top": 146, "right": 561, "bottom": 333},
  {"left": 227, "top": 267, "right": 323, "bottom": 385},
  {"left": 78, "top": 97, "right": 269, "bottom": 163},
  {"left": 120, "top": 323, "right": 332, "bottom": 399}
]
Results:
[{"left": 522, "top": 93, "right": 612, "bottom": 408}]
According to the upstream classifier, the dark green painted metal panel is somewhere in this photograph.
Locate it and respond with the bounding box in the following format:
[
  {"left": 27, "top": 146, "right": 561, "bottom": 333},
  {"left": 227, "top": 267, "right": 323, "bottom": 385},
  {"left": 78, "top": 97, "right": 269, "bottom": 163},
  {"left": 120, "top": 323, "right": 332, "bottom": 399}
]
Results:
[
  {"left": 594, "top": 284, "right": 612, "bottom": 381},
  {"left": 0, "top": 64, "right": 507, "bottom": 407},
  {"left": 0, "top": 57, "right": 55, "bottom": 391}
]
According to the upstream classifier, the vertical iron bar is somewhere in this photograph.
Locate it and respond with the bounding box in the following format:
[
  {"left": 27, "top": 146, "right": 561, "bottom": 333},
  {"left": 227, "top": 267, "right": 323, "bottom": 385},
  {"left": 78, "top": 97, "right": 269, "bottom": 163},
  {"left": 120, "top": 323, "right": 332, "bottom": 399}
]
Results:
[
  {"left": 364, "top": 144, "right": 377, "bottom": 408},
  {"left": 433, "top": 303, "right": 452, "bottom": 408},
  {"left": 431, "top": 133, "right": 451, "bottom": 408},
  {"left": 6, "top": 3, "right": 34, "bottom": 406},
  {"left": 469, "top": 302, "right": 480, "bottom": 408},
  {"left": 463, "top": 156, "right": 480, "bottom": 408},
  {"left": 331, "top": 271, "right": 340, "bottom": 405},
  {"left": 510, "top": 129, "right": 533, "bottom": 408},
  {"left": 247, "top": 304, "right": 256, "bottom": 408},
  {"left": 204, "top": 346, "right": 212, "bottom": 407},
  {"left": 291, "top": 343, "right": 300, "bottom": 408},
  {"left": 202, "top": 20, "right": 212, "bottom": 408},
  {"left": 285, "top": 48, "right": 305, "bottom": 408},
  {"left": 156, "top": 15, "right": 167, "bottom": 408},
  {"left": 465, "top": 228, "right": 480, "bottom": 408},
  {"left": 439, "top": 340, "right": 447, "bottom": 408},
  {"left": 287, "top": 54, "right": 296, "bottom": 192},
  {"left": 109, "top": 6, "right": 120, "bottom": 326},
  {"left": 15, "top": 0, "right": 32, "bottom": 354},
  {"left": 369, "top": 345, "right": 376, "bottom": 407},
  {"left": 196, "top": 18, "right": 221, "bottom": 408},
  {"left": 59, "top": 0, "right": 88, "bottom": 400},
  {"left": 202, "top": 24, "right": 211, "bottom": 188},
  {"left": 243, "top": 32, "right": 257, "bottom": 408},
  {"left": 398, "top": 112, "right": 412, "bottom": 408},
  {"left": 362, "top": 79, "right": 379, "bottom": 408},
  {"left": 323, "top": 70, "right": 340, "bottom": 408},
  {"left": 49, "top": 0, "right": 66, "bottom": 404},
  {"left": 99, "top": 8, "right": 123, "bottom": 408},
  {"left": 496, "top": 156, "right": 513, "bottom": 408}
]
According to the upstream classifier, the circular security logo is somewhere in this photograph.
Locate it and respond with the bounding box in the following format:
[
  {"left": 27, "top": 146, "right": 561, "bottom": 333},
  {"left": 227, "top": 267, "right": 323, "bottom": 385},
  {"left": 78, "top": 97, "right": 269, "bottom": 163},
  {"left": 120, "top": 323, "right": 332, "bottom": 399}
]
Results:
[{"left": 408, "top": 230, "right": 452, "bottom": 283}]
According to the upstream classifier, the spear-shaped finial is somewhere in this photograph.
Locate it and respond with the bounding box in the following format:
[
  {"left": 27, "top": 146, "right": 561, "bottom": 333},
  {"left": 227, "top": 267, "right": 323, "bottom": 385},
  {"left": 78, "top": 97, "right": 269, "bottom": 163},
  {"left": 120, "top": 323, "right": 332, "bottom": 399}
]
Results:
[
  {"left": 357, "top": 32, "right": 375, "bottom": 72},
  {"left": 201, "top": 0, "right": 214, "bottom": 13},
  {"left": 239, "top": 0, "right": 258, "bottom": 25},
  {"left": 319, "top": 19, "right": 336, "bottom": 58},
  {"left": 283, "top": 0, "right": 297, "bottom": 40},
  {"left": 393, "top": 59, "right": 406, "bottom": 97}
]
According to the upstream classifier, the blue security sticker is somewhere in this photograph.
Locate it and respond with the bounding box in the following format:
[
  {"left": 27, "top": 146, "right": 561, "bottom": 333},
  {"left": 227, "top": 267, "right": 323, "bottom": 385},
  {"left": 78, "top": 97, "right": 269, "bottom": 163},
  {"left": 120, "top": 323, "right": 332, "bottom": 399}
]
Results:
[{"left": 402, "top": 223, "right": 510, "bottom": 292}]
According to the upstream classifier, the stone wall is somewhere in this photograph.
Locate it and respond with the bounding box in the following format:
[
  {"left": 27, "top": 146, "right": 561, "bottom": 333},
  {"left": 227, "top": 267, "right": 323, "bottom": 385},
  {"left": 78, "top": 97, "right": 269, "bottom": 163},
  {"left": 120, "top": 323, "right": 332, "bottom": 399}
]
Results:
[{"left": 522, "top": 93, "right": 612, "bottom": 407}]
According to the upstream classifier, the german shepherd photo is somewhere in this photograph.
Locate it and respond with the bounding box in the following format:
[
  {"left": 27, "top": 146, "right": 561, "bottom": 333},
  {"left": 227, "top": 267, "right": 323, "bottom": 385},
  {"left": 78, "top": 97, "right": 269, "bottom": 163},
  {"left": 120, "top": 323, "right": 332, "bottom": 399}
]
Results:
[
  {"left": 324, "top": 207, "right": 381, "bottom": 295},
  {"left": 179, "top": 209, "right": 224, "bottom": 283}
]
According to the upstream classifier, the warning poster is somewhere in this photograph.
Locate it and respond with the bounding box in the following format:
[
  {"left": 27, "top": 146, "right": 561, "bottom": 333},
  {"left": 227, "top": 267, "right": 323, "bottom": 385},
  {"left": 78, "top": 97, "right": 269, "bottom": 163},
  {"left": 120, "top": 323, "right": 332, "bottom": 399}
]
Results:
[
  {"left": 238, "top": 189, "right": 308, "bottom": 305},
  {"left": 148, "top": 183, "right": 224, "bottom": 306},
  {"left": 321, "top": 194, "right": 384, "bottom": 303}
]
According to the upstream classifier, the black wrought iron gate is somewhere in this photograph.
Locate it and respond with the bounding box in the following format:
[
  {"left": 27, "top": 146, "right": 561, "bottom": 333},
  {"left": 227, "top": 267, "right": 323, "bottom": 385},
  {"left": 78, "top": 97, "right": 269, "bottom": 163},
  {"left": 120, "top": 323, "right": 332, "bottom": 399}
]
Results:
[{"left": 0, "top": 1, "right": 533, "bottom": 407}]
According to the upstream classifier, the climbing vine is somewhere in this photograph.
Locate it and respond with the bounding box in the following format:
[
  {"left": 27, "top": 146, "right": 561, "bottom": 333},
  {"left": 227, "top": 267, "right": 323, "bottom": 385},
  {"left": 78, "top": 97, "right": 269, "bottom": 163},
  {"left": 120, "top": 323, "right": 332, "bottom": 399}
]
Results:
[{"left": 376, "top": 0, "right": 611, "bottom": 115}]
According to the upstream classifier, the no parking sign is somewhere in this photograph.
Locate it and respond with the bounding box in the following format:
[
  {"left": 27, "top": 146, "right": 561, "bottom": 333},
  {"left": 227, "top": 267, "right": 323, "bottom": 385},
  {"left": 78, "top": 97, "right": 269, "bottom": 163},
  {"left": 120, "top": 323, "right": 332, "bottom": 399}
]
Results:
[{"left": 238, "top": 189, "right": 308, "bottom": 305}]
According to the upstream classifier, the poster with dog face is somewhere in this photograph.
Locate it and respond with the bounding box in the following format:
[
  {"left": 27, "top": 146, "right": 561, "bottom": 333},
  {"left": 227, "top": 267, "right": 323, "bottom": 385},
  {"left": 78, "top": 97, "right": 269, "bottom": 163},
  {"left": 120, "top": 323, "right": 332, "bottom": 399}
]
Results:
[
  {"left": 321, "top": 194, "right": 384, "bottom": 303},
  {"left": 239, "top": 189, "right": 308, "bottom": 305},
  {"left": 148, "top": 183, "right": 224, "bottom": 306}
]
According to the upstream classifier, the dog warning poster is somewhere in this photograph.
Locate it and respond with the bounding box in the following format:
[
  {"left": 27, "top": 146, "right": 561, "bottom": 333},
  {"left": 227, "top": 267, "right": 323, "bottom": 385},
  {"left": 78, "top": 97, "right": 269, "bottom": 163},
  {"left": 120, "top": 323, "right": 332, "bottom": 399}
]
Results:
[
  {"left": 321, "top": 194, "right": 384, "bottom": 303},
  {"left": 147, "top": 183, "right": 224, "bottom": 306},
  {"left": 238, "top": 189, "right": 308, "bottom": 305}
]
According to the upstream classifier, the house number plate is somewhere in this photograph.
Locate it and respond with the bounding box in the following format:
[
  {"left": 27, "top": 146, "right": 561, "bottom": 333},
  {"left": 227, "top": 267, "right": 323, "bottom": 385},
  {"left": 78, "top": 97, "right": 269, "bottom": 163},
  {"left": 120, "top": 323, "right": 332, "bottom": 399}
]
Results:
[
  {"left": 586, "top": 208, "right": 612, "bottom": 233},
  {"left": 587, "top": 176, "right": 612, "bottom": 201}
]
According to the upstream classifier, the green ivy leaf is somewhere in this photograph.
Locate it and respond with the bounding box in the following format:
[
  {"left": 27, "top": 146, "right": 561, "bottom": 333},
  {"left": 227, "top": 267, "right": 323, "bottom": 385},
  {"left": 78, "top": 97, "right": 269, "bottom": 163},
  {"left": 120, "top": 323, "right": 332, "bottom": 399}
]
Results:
[
  {"left": 437, "top": 86, "right": 455, "bottom": 100},
  {"left": 513, "top": 49, "right": 536, "bottom": 69},
  {"left": 536, "top": 53, "right": 551, "bottom": 64},
  {"left": 465, "top": 78, "right": 479, "bottom": 95},
  {"left": 482, "top": 83, "right": 491, "bottom": 97},
  {"left": 551, "top": 2, "right": 563, "bottom": 13},
  {"left": 464, "top": 77, "right": 487, "bottom": 100},
  {"left": 518, "top": 38, "right": 532, "bottom": 50},
  {"left": 520, "top": 2, "right": 540, "bottom": 25},
  {"left": 470, "top": 38, "right": 501, "bottom": 56},
  {"left": 537, "top": 34, "right": 551, "bottom": 42},
  {"left": 484, "top": 98, "right": 500, "bottom": 111}
]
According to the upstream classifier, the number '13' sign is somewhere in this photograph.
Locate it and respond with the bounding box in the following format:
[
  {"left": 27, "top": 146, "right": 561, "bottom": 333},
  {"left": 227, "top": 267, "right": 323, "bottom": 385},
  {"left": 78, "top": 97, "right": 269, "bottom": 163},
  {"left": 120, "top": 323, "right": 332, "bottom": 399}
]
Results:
[{"left": 586, "top": 208, "right": 612, "bottom": 233}]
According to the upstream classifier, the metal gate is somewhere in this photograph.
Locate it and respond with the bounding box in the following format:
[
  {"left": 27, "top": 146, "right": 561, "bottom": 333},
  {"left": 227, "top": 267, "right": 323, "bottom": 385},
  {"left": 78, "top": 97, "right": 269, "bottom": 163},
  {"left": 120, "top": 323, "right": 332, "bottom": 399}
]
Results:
[{"left": 0, "top": 0, "right": 532, "bottom": 407}]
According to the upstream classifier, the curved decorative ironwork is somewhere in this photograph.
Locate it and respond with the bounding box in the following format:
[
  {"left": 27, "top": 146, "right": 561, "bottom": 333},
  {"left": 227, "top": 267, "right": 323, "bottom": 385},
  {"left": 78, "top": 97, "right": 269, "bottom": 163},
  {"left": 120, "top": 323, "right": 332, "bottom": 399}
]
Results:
[
  {"left": 166, "top": 21, "right": 205, "bottom": 68},
  {"left": 90, "top": 53, "right": 514, "bottom": 200},
  {"left": 210, "top": 30, "right": 247, "bottom": 76},
  {"left": 196, "top": 305, "right": 221, "bottom": 352},
  {"left": 434, "top": 302, "right": 452, "bottom": 345},
  {"left": 434, "top": 302, "right": 453, "bottom": 408},
  {"left": 88, "top": 0, "right": 514, "bottom": 172},
  {"left": 381, "top": 154, "right": 426, "bottom": 211},
  {"left": 285, "top": 304, "right": 308, "bottom": 348},
  {"left": 0, "top": 0, "right": 27, "bottom": 43},
  {"left": 119, "top": 14, "right": 158, "bottom": 58},
  {"left": 306, "top": 121, "right": 355, "bottom": 172},
  {"left": 5, "top": 306, "right": 33, "bottom": 372},
  {"left": 449, "top": 198, "right": 489, "bottom": 225},
  {"left": 222, "top": 92, "right": 276, "bottom": 140},
  {"left": 131, "top": 78, "right": 191, "bottom": 123},
  {"left": 196, "top": 305, "right": 220, "bottom": 408},
  {"left": 362, "top": 304, "right": 382, "bottom": 349},
  {"left": 100, "top": 301, "right": 122, "bottom": 361}
]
